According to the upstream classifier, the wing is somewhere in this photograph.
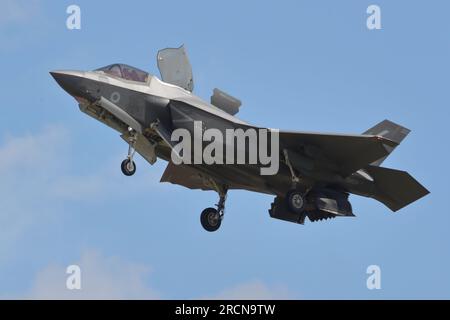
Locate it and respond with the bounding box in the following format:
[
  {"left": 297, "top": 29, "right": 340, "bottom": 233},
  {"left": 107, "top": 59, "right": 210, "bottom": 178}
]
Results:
[
  {"left": 279, "top": 130, "right": 398, "bottom": 177},
  {"left": 362, "top": 119, "right": 411, "bottom": 166}
]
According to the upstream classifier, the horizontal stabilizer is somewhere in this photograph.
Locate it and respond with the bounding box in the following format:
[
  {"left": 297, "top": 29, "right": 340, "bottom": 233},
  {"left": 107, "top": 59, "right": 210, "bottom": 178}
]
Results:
[{"left": 365, "top": 165, "right": 429, "bottom": 211}]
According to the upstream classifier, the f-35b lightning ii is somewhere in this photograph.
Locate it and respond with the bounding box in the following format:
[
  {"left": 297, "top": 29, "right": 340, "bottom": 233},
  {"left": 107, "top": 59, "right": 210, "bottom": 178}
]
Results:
[{"left": 51, "top": 46, "right": 429, "bottom": 232}]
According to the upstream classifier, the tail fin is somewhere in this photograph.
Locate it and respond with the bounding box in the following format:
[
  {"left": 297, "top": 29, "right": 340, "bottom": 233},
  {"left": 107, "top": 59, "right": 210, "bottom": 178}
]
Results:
[
  {"left": 363, "top": 120, "right": 411, "bottom": 166},
  {"left": 365, "top": 165, "right": 429, "bottom": 211}
]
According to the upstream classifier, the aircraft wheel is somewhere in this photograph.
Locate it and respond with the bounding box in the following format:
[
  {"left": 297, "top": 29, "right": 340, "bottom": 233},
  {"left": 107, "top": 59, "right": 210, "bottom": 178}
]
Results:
[
  {"left": 200, "top": 207, "right": 221, "bottom": 232},
  {"left": 121, "top": 159, "right": 136, "bottom": 176},
  {"left": 286, "top": 190, "right": 305, "bottom": 214}
]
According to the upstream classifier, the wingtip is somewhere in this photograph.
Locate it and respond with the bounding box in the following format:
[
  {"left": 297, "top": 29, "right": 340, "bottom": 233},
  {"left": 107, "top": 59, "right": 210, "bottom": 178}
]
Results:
[{"left": 374, "top": 135, "right": 399, "bottom": 147}]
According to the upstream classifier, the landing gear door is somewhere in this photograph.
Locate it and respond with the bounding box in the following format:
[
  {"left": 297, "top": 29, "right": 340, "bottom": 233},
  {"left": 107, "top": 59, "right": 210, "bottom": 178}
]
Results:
[{"left": 157, "top": 45, "right": 194, "bottom": 92}]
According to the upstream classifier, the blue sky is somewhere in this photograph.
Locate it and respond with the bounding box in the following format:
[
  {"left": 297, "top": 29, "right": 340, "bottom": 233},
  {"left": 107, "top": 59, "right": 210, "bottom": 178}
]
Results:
[{"left": 0, "top": 0, "right": 448, "bottom": 299}]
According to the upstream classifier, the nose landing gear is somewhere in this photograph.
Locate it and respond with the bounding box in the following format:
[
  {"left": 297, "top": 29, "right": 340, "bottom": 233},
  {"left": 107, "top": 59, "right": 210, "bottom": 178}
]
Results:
[
  {"left": 121, "top": 127, "right": 137, "bottom": 176},
  {"left": 121, "top": 158, "right": 136, "bottom": 176}
]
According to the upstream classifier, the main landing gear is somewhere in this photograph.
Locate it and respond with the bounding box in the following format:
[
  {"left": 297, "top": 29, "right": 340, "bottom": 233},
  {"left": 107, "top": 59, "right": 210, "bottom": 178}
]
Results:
[
  {"left": 121, "top": 127, "right": 137, "bottom": 176},
  {"left": 283, "top": 149, "right": 307, "bottom": 215},
  {"left": 200, "top": 187, "right": 227, "bottom": 232},
  {"left": 286, "top": 189, "right": 306, "bottom": 214}
]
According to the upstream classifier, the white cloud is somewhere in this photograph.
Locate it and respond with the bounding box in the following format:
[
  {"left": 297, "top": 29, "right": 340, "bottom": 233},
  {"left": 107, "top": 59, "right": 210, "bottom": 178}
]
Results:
[
  {"left": 0, "top": 127, "right": 166, "bottom": 298},
  {"left": 0, "top": 0, "right": 47, "bottom": 52},
  {"left": 28, "top": 250, "right": 160, "bottom": 299},
  {"left": 27, "top": 250, "right": 291, "bottom": 300},
  {"left": 0, "top": 125, "right": 163, "bottom": 262},
  {"left": 0, "top": 125, "right": 67, "bottom": 172},
  {"left": 0, "top": 0, "right": 40, "bottom": 26},
  {"left": 0, "top": 126, "right": 293, "bottom": 300},
  {"left": 0, "top": 125, "right": 68, "bottom": 261},
  {"left": 206, "top": 280, "right": 291, "bottom": 300}
]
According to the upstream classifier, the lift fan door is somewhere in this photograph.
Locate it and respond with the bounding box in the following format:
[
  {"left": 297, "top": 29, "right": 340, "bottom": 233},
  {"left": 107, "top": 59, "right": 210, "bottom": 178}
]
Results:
[{"left": 157, "top": 45, "right": 194, "bottom": 92}]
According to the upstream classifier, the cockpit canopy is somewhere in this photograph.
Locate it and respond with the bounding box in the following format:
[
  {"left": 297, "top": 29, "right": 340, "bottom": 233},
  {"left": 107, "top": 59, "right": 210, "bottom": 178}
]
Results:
[{"left": 95, "top": 64, "right": 149, "bottom": 83}]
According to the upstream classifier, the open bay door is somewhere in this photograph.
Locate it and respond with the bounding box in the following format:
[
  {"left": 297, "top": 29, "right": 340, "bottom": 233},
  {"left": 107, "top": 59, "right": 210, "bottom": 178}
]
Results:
[
  {"left": 211, "top": 88, "right": 242, "bottom": 115},
  {"left": 157, "top": 45, "right": 194, "bottom": 92}
]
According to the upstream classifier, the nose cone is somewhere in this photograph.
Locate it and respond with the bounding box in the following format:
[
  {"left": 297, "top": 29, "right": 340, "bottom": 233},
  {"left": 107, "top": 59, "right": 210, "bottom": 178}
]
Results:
[{"left": 50, "top": 70, "right": 85, "bottom": 97}]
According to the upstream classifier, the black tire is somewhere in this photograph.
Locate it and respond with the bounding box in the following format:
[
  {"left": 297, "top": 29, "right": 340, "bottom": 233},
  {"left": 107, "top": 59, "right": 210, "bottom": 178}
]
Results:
[
  {"left": 200, "top": 207, "right": 221, "bottom": 232},
  {"left": 121, "top": 159, "right": 136, "bottom": 176},
  {"left": 286, "top": 190, "right": 305, "bottom": 214}
]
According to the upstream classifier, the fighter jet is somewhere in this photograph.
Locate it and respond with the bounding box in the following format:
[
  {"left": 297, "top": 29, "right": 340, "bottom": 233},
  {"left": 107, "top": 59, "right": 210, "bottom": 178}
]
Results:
[{"left": 51, "top": 46, "right": 429, "bottom": 232}]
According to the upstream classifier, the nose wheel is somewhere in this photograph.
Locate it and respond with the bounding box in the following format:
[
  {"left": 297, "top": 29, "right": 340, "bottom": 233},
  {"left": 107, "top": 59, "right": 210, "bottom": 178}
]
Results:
[
  {"left": 121, "top": 159, "right": 136, "bottom": 176},
  {"left": 121, "top": 127, "right": 137, "bottom": 176},
  {"left": 200, "top": 187, "right": 227, "bottom": 232}
]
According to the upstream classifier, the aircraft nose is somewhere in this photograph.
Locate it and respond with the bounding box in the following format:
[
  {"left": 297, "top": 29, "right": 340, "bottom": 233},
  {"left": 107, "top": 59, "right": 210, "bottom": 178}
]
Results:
[{"left": 50, "top": 70, "right": 86, "bottom": 98}]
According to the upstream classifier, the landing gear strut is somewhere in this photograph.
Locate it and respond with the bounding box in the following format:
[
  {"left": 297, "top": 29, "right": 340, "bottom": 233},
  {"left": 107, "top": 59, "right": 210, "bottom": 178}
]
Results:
[
  {"left": 200, "top": 186, "right": 227, "bottom": 232},
  {"left": 121, "top": 127, "right": 137, "bottom": 176},
  {"left": 283, "top": 149, "right": 307, "bottom": 214}
]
